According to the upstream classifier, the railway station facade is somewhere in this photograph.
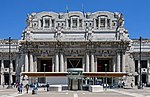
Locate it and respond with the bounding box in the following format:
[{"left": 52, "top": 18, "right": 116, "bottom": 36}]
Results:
[{"left": 0, "top": 11, "right": 150, "bottom": 89}]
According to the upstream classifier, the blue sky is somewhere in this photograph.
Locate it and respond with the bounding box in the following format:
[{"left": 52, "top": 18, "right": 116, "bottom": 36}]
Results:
[{"left": 0, "top": 0, "right": 150, "bottom": 39}]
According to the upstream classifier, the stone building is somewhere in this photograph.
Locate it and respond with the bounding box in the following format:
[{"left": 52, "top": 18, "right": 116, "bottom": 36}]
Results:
[
  {"left": 0, "top": 39, "right": 19, "bottom": 85},
  {"left": 130, "top": 39, "right": 150, "bottom": 86},
  {"left": 0, "top": 11, "right": 150, "bottom": 90}
]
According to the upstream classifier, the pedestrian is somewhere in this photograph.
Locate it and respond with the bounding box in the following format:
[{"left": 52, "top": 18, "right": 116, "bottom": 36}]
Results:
[
  {"left": 19, "top": 83, "right": 23, "bottom": 93},
  {"left": 46, "top": 82, "right": 49, "bottom": 91},
  {"left": 32, "top": 83, "right": 35, "bottom": 95},
  {"left": 122, "top": 81, "right": 125, "bottom": 88},
  {"left": 32, "top": 83, "right": 37, "bottom": 95},
  {"left": 25, "top": 83, "right": 30, "bottom": 93}
]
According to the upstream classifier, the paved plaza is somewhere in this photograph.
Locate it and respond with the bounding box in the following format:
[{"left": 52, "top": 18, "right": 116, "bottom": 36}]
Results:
[{"left": 0, "top": 86, "right": 150, "bottom": 97}]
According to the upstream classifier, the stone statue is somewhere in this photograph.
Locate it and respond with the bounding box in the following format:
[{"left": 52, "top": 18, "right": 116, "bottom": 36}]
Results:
[
  {"left": 26, "top": 14, "right": 33, "bottom": 28},
  {"left": 118, "top": 13, "right": 124, "bottom": 28},
  {"left": 115, "top": 12, "right": 124, "bottom": 28}
]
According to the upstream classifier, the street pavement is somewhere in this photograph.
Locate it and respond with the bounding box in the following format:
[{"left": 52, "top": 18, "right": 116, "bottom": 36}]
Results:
[{"left": 0, "top": 85, "right": 150, "bottom": 97}]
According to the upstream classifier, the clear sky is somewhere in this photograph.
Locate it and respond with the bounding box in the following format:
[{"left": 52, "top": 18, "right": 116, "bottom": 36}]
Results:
[{"left": 0, "top": 0, "right": 150, "bottom": 39}]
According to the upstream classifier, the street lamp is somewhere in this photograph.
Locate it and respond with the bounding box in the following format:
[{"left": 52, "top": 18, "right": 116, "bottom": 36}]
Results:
[
  {"left": 105, "top": 64, "right": 107, "bottom": 90},
  {"left": 138, "top": 36, "right": 143, "bottom": 89},
  {"left": 7, "top": 37, "right": 12, "bottom": 89},
  {"left": 43, "top": 64, "right": 47, "bottom": 83}
]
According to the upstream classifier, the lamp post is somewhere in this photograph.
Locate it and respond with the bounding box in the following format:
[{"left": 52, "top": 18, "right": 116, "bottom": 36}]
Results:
[
  {"left": 7, "top": 37, "right": 12, "bottom": 89},
  {"left": 105, "top": 64, "right": 107, "bottom": 90},
  {"left": 138, "top": 36, "right": 142, "bottom": 89},
  {"left": 43, "top": 64, "right": 46, "bottom": 83}
]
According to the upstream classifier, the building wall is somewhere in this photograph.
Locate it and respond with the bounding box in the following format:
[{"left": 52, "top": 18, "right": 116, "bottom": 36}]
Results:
[{"left": 0, "top": 39, "right": 19, "bottom": 85}]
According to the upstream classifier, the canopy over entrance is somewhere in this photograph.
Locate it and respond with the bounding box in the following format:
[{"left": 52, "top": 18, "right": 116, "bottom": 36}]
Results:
[{"left": 21, "top": 72, "right": 128, "bottom": 77}]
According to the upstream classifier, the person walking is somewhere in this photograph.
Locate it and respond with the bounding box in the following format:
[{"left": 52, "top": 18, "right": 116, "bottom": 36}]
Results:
[
  {"left": 25, "top": 83, "right": 30, "bottom": 93},
  {"left": 19, "top": 83, "right": 23, "bottom": 93},
  {"left": 32, "top": 83, "right": 38, "bottom": 95},
  {"left": 18, "top": 83, "right": 23, "bottom": 93},
  {"left": 32, "top": 83, "right": 35, "bottom": 95},
  {"left": 46, "top": 82, "right": 49, "bottom": 91}
]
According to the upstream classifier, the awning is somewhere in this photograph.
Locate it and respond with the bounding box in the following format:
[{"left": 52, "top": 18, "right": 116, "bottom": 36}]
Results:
[{"left": 21, "top": 72, "right": 128, "bottom": 77}]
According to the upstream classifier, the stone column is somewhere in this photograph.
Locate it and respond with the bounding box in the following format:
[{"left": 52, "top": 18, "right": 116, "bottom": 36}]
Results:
[
  {"left": 117, "top": 53, "right": 120, "bottom": 72},
  {"left": 33, "top": 56, "right": 37, "bottom": 72},
  {"left": 147, "top": 60, "right": 150, "bottom": 85},
  {"left": 25, "top": 54, "right": 29, "bottom": 72},
  {"left": 52, "top": 56, "right": 55, "bottom": 72},
  {"left": 86, "top": 52, "right": 89, "bottom": 72},
  {"left": 21, "top": 54, "right": 24, "bottom": 72},
  {"left": 110, "top": 20, "right": 112, "bottom": 29},
  {"left": 113, "top": 57, "right": 116, "bottom": 72},
  {"left": 91, "top": 53, "right": 95, "bottom": 72},
  {"left": 66, "top": 19, "right": 68, "bottom": 29},
  {"left": 64, "top": 57, "right": 67, "bottom": 72},
  {"left": 82, "top": 57, "right": 85, "bottom": 72},
  {"left": 49, "top": 19, "right": 51, "bottom": 28},
  {"left": 122, "top": 53, "right": 126, "bottom": 72},
  {"left": 38, "top": 20, "right": 41, "bottom": 29},
  {"left": 15, "top": 56, "right": 19, "bottom": 73},
  {"left": 98, "top": 18, "right": 100, "bottom": 29},
  {"left": 1, "top": 60, "right": 4, "bottom": 85},
  {"left": 93, "top": 19, "right": 95, "bottom": 29},
  {"left": 60, "top": 53, "right": 64, "bottom": 72},
  {"left": 77, "top": 18, "right": 79, "bottom": 29},
  {"left": 43, "top": 19, "right": 45, "bottom": 28},
  {"left": 30, "top": 54, "right": 34, "bottom": 72},
  {"left": 105, "top": 18, "right": 107, "bottom": 29},
  {"left": 55, "top": 53, "right": 59, "bottom": 72},
  {"left": 70, "top": 18, "right": 73, "bottom": 29},
  {"left": 95, "top": 58, "right": 97, "bottom": 72}
]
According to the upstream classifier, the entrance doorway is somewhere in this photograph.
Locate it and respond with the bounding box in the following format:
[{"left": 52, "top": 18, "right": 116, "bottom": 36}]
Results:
[
  {"left": 97, "top": 59, "right": 110, "bottom": 72},
  {"left": 4, "top": 74, "right": 9, "bottom": 85},
  {"left": 12, "top": 75, "right": 16, "bottom": 84},
  {"left": 37, "top": 59, "right": 52, "bottom": 72},
  {"left": 67, "top": 58, "right": 82, "bottom": 68},
  {"left": 37, "top": 58, "right": 52, "bottom": 83},
  {"left": 142, "top": 74, "right": 146, "bottom": 84}
]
